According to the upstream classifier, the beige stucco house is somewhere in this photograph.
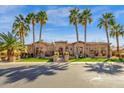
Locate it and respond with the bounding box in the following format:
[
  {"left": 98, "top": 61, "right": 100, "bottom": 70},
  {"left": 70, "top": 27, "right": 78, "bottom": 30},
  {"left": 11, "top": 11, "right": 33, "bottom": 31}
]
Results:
[
  {"left": 0, "top": 41, "right": 112, "bottom": 62},
  {"left": 27, "top": 41, "right": 111, "bottom": 58}
]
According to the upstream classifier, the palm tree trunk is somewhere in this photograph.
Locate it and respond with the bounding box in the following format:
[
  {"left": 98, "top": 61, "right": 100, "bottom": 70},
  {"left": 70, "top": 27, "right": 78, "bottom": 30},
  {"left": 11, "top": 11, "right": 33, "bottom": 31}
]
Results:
[
  {"left": 22, "top": 36, "right": 25, "bottom": 45},
  {"left": 84, "top": 24, "right": 87, "bottom": 57},
  {"left": 39, "top": 24, "right": 42, "bottom": 41},
  {"left": 33, "top": 24, "right": 35, "bottom": 43},
  {"left": 7, "top": 49, "right": 14, "bottom": 62},
  {"left": 20, "top": 36, "right": 22, "bottom": 43},
  {"left": 7, "top": 49, "right": 10, "bottom": 62},
  {"left": 75, "top": 23, "right": 79, "bottom": 59},
  {"left": 20, "top": 29, "right": 23, "bottom": 44},
  {"left": 32, "top": 24, "right": 35, "bottom": 57},
  {"left": 116, "top": 32, "right": 120, "bottom": 58},
  {"left": 75, "top": 23, "right": 79, "bottom": 42},
  {"left": 84, "top": 24, "right": 87, "bottom": 43},
  {"left": 20, "top": 33, "right": 23, "bottom": 44},
  {"left": 105, "top": 28, "right": 110, "bottom": 59}
]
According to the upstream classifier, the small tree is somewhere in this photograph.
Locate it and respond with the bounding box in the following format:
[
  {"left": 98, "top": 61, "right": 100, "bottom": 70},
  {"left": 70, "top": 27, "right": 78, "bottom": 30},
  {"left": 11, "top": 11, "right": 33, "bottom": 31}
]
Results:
[{"left": 0, "top": 32, "right": 24, "bottom": 62}]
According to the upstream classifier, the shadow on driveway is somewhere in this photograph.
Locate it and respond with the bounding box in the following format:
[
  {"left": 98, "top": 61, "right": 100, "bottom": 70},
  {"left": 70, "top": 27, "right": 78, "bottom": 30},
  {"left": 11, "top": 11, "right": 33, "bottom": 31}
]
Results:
[
  {"left": 84, "top": 63, "right": 123, "bottom": 75},
  {"left": 0, "top": 63, "right": 68, "bottom": 84}
]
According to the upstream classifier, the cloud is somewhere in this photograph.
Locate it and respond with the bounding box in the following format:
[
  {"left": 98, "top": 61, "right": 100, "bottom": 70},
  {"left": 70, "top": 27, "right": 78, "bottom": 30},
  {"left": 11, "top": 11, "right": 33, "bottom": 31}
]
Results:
[
  {"left": 42, "top": 31, "right": 106, "bottom": 43},
  {"left": 47, "top": 6, "right": 72, "bottom": 17},
  {"left": 0, "top": 5, "right": 27, "bottom": 32},
  {"left": 0, "top": 15, "right": 14, "bottom": 32},
  {"left": 0, "top": 5, "right": 24, "bottom": 14},
  {"left": 46, "top": 6, "right": 73, "bottom": 26},
  {"left": 46, "top": 6, "right": 110, "bottom": 27},
  {"left": 92, "top": 6, "right": 124, "bottom": 19},
  {"left": 91, "top": 6, "right": 112, "bottom": 24},
  {"left": 92, "top": 6, "right": 110, "bottom": 14},
  {"left": 114, "top": 10, "right": 124, "bottom": 18},
  {"left": 0, "top": 16, "right": 14, "bottom": 24},
  {"left": 47, "top": 17, "right": 69, "bottom": 26}
]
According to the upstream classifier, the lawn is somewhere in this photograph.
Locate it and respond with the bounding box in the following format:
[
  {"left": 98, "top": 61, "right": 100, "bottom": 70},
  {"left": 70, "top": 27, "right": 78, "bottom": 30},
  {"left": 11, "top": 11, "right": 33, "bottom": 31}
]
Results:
[
  {"left": 17, "top": 58, "right": 51, "bottom": 62},
  {"left": 17, "top": 57, "right": 124, "bottom": 62},
  {"left": 69, "top": 58, "right": 124, "bottom": 62}
]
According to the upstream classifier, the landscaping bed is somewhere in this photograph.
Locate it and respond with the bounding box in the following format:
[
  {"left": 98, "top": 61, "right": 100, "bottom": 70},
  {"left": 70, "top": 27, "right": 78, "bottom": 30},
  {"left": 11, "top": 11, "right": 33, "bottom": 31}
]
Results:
[{"left": 68, "top": 58, "right": 124, "bottom": 62}]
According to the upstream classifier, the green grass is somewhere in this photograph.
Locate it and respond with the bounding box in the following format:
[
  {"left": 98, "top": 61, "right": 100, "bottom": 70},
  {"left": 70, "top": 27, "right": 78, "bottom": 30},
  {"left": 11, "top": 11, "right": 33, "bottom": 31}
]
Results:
[
  {"left": 69, "top": 58, "right": 124, "bottom": 62},
  {"left": 17, "top": 58, "right": 51, "bottom": 62},
  {"left": 17, "top": 57, "right": 124, "bottom": 62}
]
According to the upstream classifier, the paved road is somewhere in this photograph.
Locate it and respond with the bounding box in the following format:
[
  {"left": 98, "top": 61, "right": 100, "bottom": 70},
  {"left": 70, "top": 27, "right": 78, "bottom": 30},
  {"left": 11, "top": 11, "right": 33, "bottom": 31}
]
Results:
[{"left": 0, "top": 62, "right": 124, "bottom": 88}]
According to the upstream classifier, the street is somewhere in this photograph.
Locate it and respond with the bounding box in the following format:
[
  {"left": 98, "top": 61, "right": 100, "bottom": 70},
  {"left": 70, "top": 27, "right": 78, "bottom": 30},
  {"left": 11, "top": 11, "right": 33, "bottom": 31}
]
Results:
[{"left": 0, "top": 62, "right": 124, "bottom": 88}]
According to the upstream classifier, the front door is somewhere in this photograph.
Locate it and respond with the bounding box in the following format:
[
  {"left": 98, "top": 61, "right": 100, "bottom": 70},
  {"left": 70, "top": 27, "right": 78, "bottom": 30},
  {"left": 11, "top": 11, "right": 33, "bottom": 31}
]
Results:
[{"left": 58, "top": 47, "right": 63, "bottom": 56}]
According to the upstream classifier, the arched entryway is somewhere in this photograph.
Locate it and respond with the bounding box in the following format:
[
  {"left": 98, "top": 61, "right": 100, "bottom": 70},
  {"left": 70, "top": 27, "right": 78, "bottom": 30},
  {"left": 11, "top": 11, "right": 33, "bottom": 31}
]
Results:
[{"left": 58, "top": 47, "right": 64, "bottom": 56}]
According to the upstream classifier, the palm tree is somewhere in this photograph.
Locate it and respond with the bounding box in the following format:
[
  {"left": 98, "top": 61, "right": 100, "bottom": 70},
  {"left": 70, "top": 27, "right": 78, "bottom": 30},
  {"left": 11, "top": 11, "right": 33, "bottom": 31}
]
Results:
[
  {"left": 12, "top": 14, "right": 30, "bottom": 45},
  {"left": 110, "top": 23, "right": 124, "bottom": 57},
  {"left": 69, "top": 8, "right": 80, "bottom": 58},
  {"left": 37, "top": 11, "right": 48, "bottom": 41},
  {"left": 69, "top": 8, "right": 79, "bottom": 42},
  {"left": 97, "top": 13, "right": 115, "bottom": 59},
  {"left": 78, "top": 9, "right": 92, "bottom": 57},
  {"left": 0, "top": 32, "right": 24, "bottom": 62},
  {"left": 26, "top": 12, "right": 37, "bottom": 43}
]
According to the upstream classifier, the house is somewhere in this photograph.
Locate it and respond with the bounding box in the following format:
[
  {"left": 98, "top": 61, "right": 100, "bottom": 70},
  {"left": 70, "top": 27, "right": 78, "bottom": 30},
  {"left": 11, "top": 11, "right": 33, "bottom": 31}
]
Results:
[
  {"left": 111, "top": 47, "right": 124, "bottom": 57},
  {"left": 27, "top": 41, "right": 111, "bottom": 58}
]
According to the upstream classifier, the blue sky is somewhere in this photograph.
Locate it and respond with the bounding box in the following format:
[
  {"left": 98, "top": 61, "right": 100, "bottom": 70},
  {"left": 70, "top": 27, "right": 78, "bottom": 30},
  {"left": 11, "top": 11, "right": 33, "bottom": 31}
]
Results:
[{"left": 0, "top": 5, "right": 124, "bottom": 46}]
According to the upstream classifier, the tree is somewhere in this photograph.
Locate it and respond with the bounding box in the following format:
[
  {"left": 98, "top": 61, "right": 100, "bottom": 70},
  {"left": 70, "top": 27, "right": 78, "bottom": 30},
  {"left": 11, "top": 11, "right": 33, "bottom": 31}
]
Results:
[
  {"left": 26, "top": 13, "right": 37, "bottom": 57},
  {"left": 0, "top": 32, "right": 24, "bottom": 62},
  {"left": 37, "top": 11, "right": 48, "bottom": 41},
  {"left": 26, "top": 12, "right": 37, "bottom": 43},
  {"left": 110, "top": 23, "right": 124, "bottom": 57},
  {"left": 69, "top": 8, "right": 80, "bottom": 58},
  {"left": 97, "top": 13, "right": 114, "bottom": 59},
  {"left": 78, "top": 9, "right": 92, "bottom": 57},
  {"left": 12, "top": 14, "right": 30, "bottom": 45},
  {"left": 69, "top": 8, "right": 79, "bottom": 42}
]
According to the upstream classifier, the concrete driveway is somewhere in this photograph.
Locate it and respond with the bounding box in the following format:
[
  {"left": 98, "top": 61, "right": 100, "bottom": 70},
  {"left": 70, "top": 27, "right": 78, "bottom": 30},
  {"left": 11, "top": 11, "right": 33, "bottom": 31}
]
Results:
[{"left": 0, "top": 62, "right": 124, "bottom": 88}]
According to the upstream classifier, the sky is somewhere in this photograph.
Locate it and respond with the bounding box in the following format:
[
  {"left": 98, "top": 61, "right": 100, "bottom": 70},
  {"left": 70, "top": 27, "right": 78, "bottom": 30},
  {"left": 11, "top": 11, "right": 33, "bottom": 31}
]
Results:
[{"left": 0, "top": 5, "right": 124, "bottom": 46}]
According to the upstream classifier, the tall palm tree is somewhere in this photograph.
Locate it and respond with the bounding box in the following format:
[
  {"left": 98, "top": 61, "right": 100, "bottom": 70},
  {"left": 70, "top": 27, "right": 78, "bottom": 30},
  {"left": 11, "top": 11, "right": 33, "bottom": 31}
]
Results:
[
  {"left": 37, "top": 11, "right": 48, "bottom": 41},
  {"left": 0, "top": 32, "right": 24, "bottom": 62},
  {"left": 110, "top": 23, "right": 124, "bottom": 57},
  {"left": 26, "top": 13, "right": 37, "bottom": 43},
  {"left": 78, "top": 9, "right": 92, "bottom": 57},
  {"left": 97, "top": 13, "right": 114, "bottom": 59},
  {"left": 26, "top": 13, "right": 37, "bottom": 57},
  {"left": 12, "top": 14, "right": 30, "bottom": 45},
  {"left": 69, "top": 8, "right": 80, "bottom": 58},
  {"left": 69, "top": 8, "right": 79, "bottom": 42}
]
